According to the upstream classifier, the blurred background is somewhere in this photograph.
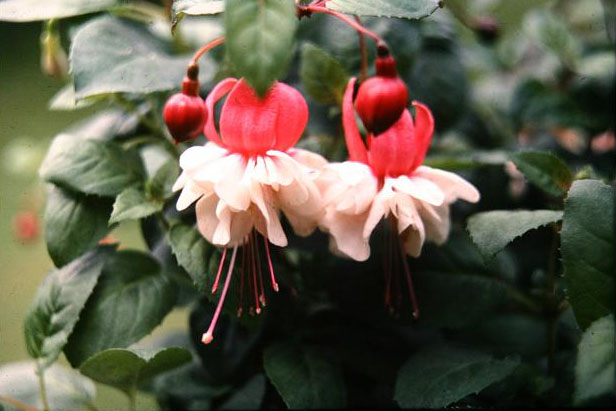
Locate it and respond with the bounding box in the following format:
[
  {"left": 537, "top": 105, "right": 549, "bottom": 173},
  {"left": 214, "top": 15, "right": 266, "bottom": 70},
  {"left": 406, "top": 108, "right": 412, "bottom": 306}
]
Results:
[{"left": 1, "top": 0, "right": 614, "bottom": 409}]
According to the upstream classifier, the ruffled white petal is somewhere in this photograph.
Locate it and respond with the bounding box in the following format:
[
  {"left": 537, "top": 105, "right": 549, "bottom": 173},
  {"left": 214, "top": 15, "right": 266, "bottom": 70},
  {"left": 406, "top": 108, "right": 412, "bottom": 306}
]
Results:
[
  {"left": 413, "top": 166, "right": 480, "bottom": 203},
  {"left": 174, "top": 143, "right": 323, "bottom": 247}
]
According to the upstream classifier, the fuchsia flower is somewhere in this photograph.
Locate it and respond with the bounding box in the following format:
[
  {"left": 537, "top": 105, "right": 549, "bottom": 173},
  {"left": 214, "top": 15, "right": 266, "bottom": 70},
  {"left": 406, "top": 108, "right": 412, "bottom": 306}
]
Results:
[
  {"left": 318, "top": 78, "right": 480, "bottom": 314},
  {"left": 173, "top": 78, "right": 326, "bottom": 344}
]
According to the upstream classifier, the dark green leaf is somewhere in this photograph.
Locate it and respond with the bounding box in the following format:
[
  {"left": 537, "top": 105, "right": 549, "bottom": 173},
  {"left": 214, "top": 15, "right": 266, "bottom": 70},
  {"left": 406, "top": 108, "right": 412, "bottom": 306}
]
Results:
[
  {"left": 0, "top": 0, "right": 119, "bottom": 22},
  {"left": 0, "top": 362, "right": 95, "bottom": 410},
  {"left": 64, "top": 250, "right": 178, "bottom": 366},
  {"left": 422, "top": 151, "right": 508, "bottom": 171},
  {"left": 467, "top": 210, "right": 563, "bottom": 260},
  {"left": 146, "top": 161, "right": 180, "bottom": 202},
  {"left": 300, "top": 43, "right": 348, "bottom": 105},
  {"left": 574, "top": 314, "right": 615, "bottom": 404},
  {"left": 327, "top": 0, "right": 440, "bottom": 20},
  {"left": 394, "top": 346, "right": 519, "bottom": 408},
  {"left": 225, "top": 0, "right": 297, "bottom": 96},
  {"left": 562, "top": 180, "right": 614, "bottom": 329},
  {"left": 168, "top": 222, "right": 215, "bottom": 292},
  {"left": 510, "top": 151, "right": 573, "bottom": 196},
  {"left": 24, "top": 248, "right": 111, "bottom": 368},
  {"left": 109, "top": 187, "right": 162, "bottom": 224},
  {"left": 44, "top": 185, "right": 113, "bottom": 267},
  {"left": 39, "top": 134, "right": 144, "bottom": 197},
  {"left": 263, "top": 343, "right": 346, "bottom": 409},
  {"left": 220, "top": 374, "right": 266, "bottom": 410},
  {"left": 79, "top": 347, "right": 192, "bottom": 394},
  {"left": 70, "top": 16, "right": 212, "bottom": 99},
  {"left": 171, "top": 0, "right": 224, "bottom": 33}
]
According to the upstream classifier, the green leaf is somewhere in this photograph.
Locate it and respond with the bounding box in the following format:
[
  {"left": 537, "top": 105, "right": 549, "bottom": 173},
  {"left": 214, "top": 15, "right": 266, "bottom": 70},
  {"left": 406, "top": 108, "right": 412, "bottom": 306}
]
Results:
[
  {"left": 110, "top": 187, "right": 162, "bottom": 224},
  {"left": 146, "top": 161, "right": 180, "bottom": 202},
  {"left": 263, "top": 343, "right": 346, "bottom": 409},
  {"left": 79, "top": 347, "right": 192, "bottom": 394},
  {"left": 44, "top": 185, "right": 113, "bottom": 267},
  {"left": 224, "top": 0, "right": 297, "bottom": 96},
  {"left": 300, "top": 43, "right": 348, "bottom": 105},
  {"left": 422, "top": 150, "right": 509, "bottom": 171},
  {"left": 327, "top": 0, "right": 440, "bottom": 20},
  {"left": 467, "top": 210, "right": 563, "bottom": 260},
  {"left": 0, "top": 362, "right": 95, "bottom": 411},
  {"left": 0, "top": 0, "right": 119, "bottom": 22},
  {"left": 562, "top": 180, "right": 614, "bottom": 330},
  {"left": 394, "top": 346, "right": 520, "bottom": 408},
  {"left": 220, "top": 374, "right": 266, "bottom": 410},
  {"left": 64, "top": 250, "right": 178, "bottom": 366},
  {"left": 70, "top": 16, "right": 209, "bottom": 99},
  {"left": 24, "top": 248, "right": 112, "bottom": 368},
  {"left": 510, "top": 151, "right": 573, "bottom": 196},
  {"left": 48, "top": 84, "right": 99, "bottom": 111},
  {"left": 171, "top": 0, "right": 224, "bottom": 33},
  {"left": 168, "top": 222, "right": 215, "bottom": 292},
  {"left": 524, "top": 8, "right": 580, "bottom": 68},
  {"left": 40, "top": 134, "right": 144, "bottom": 197},
  {"left": 574, "top": 314, "right": 615, "bottom": 404}
]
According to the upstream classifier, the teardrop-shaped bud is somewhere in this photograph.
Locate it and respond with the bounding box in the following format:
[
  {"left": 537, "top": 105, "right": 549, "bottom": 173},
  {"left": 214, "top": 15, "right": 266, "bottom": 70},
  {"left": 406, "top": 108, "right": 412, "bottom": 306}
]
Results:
[
  {"left": 355, "top": 47, "right": 408, "bottom": 135},
  {"left": 163, "top": 77, "right": 207, "bottom": 143}
]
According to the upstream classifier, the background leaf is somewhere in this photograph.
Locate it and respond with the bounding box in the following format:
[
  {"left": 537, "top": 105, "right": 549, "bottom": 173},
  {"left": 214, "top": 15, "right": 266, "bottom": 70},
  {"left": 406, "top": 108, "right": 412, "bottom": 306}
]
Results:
[
  {"left": 40, "top": 134, "right": 144, "bottom": 197},
  {"left": 109, "top": 187, "right": 162, "bottom": 224},
  {"left": 0, "top": 362, "right": 95, "bottom": 410},
  {"left": 561, "top": 180, "right": 614, "bottom": 329},
  {"left": 44, "top": 185, "right": 113, "bottom": 267},
  {"left": 168, "top": 222, "right": 216, "bottom": 293},
  {"left": 171, "top": 0, "right": 225, "bottom": 32},
  {"left": 64, "top": 250, "right": 178, "bottom": 366},
  {"left": 24, "top": 248, "right": 111, "bottom": 368},
  {"left": 394, "top": 346, "right": 520, "bottom": 408},
  {"left": 574, "top": 314, "right": 615, "bottom": 404},
  {"left": 327, "top": 0, "right": 440, "bottom": 20},
  {"left": 0, "top": 0, "right": 119, "bottom": 22},
  {"left": 510, "top": 151, "right": 573, "bottom": 196},
  {"left": 263, "top": 343, "right": 346, "bottom": 409},
  {"left": 467, "top": 209, "right": 563, "bottom": 260},
  {"left": 79, "top": 347, "right": 192, "bottom": 394},
  {"left": 300, "top": 43, "right": 349, "bottom": 105},
  {"left": 224, "top": 0, "right": 297, "bottom": 96}
]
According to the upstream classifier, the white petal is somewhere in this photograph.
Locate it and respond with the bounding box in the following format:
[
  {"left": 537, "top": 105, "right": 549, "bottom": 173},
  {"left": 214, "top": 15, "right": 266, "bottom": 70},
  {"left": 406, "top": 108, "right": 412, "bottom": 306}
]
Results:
[
  {"left": 413, "top": 166, "right": 480, "bottom": 203},
  {"left": 391, "top": 175, "right": 444, "bottom": 206},
  {"left": 213, "top": 154, "right": 251, "bottom": 211},
  {"left": 402, "top": 225, "right": 425, "bottom": 258},
  {"left": 322, "top": 208, "right": 371, "bottom": 261},
  {"left": 287, "top": 148, "right": 328, "bottom": 171},
  {"left": 172, "top": 171, "right": 188, "bottom": 192},
  {"left": 392, "top": 193, "right": 421, "bottom": 235},
  {"left": 363, "top": 182, "right": 395, "bottom": 239},
  {"left": 419, "top": 202, "right": 450, "bottom": 245},
  {"left": 195, "top": 194, "right": 222, "bottom": 245},
  {"left": 176, "top": 180, "right": 204, "bottom": 211}
]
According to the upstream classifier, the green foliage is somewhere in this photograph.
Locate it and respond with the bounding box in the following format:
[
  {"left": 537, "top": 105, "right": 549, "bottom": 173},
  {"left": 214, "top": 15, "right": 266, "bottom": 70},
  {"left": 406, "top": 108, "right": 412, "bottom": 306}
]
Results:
[
  {"left": 24, "top": 248, "right": 112, "bottom": 368},
  {"left": 44, "top": 185, "right": 113, "bottom": 267},
  {"left": 0, "top": 0, "right": 119, "bottom": 22},
  {"left": 168, "top": 222, "right": 216, "bottom": 292},
  {"left": 561, "top": 180, "right": 614, "bottom": 330},
  {"left": 0, "top": 362, "right": 95, "bottom": 410},
  {"left": 40, "top": 134, "right": 144, "bottom": 197},
  {"left": 468, "top": 210, "right": 563, "bottom": 260},
  {"left": 524, "top": 8, "right": 580, "bottom": 68},
  {"left": 79, "top": 347, "right": 192, "bottom": 394},
  {"left": 394, "top": 345, "right": 520, "bottom": 408},
  {"left": 574, "top": 315, "right": 615, "bottom": 404},
  {"left": 510, "top": 151, "right": 573, "bottom": 196},
  {"left": 224, "top": 0, "right": 297, "bottom": 96},
  {"left": 327, "top": 0, "right": 440, "bottom": 20},
  {"left": 263, "top": 343, "right": 347, "bottom": 409},
  {"left": 109, "top": 187, "right": 163, "bottom": 224},
  {"left": 171, "top": 0, "right": 224, "bottom": 32},
  {"left": 300, "top": 43, "right": 349, "bottom": 105},
  {"left": 146, "top": 161, "right": 179, "bottom": 202},
  {"left": 64, "top": 251, "right": 178, "bottom": 366}
]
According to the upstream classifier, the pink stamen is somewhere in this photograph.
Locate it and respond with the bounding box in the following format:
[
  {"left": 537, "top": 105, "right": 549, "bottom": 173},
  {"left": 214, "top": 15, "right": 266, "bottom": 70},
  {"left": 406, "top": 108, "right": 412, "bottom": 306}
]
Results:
[
  {"left": 202, "top": 246, "right": 238, "bottom": 345},
  {"left": 399, "top": 238, "right": 420, "bottom": 319},
  {"left": 251, "top": 232, "right": 265, "bottom": 307},
  {"left": 211, "top": 247, "right": 228, "bottom": 293},
  {"left": 263, "top": 237, "right": 279, "bottom": 292}
]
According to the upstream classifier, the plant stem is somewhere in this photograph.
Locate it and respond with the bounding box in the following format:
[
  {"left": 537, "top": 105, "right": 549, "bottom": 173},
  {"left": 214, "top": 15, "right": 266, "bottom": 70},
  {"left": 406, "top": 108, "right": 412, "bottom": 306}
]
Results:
[
  {"left": 0, "top": 395, "right": 40, "bottom": 411},
  {"left": 36, "top": 361, "right": 50, "bottom": 411},
  {"left": 190, "top": 36, "right": 225, "bottom": 66},
  {"left": 303, "top": 5, "right": 383, "bottom": 43},
  {"left": 354, "top": 15, "right": 368, "bottom": 81}
]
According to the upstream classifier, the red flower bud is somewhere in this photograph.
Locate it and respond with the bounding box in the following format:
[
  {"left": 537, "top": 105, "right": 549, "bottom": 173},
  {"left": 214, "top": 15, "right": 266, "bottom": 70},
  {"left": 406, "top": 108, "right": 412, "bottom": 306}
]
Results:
[
  {"left": 163, "top": 72, "right": 207, "bottom": 143},
  {"left": 12, "top": 211, "right": 39, "bottom": 243},
  {"left": 355, "top": 47, "right": 408, "bottom": 135}
]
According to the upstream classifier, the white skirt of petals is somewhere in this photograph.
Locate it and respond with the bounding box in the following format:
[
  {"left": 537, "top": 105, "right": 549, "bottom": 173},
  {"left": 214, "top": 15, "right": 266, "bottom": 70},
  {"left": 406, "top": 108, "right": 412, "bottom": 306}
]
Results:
[
  {"left": 173, "top": 142, "right": 327, "bottom": 247},
  {"left": 318, "top": 162, "right": 480, "bottom": 261}
]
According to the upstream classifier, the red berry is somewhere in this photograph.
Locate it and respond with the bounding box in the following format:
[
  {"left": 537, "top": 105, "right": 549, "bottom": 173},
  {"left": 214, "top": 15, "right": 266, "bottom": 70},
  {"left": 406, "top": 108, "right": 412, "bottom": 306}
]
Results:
[
  {"left": 355, "top": 47, "right": 408, "bottom": 135},
  {"left": 12, "top": 211, "right": 39, "bottom": 243},
  {"left": 163, "top": 76, "right": 207, "bottom": 143}
]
